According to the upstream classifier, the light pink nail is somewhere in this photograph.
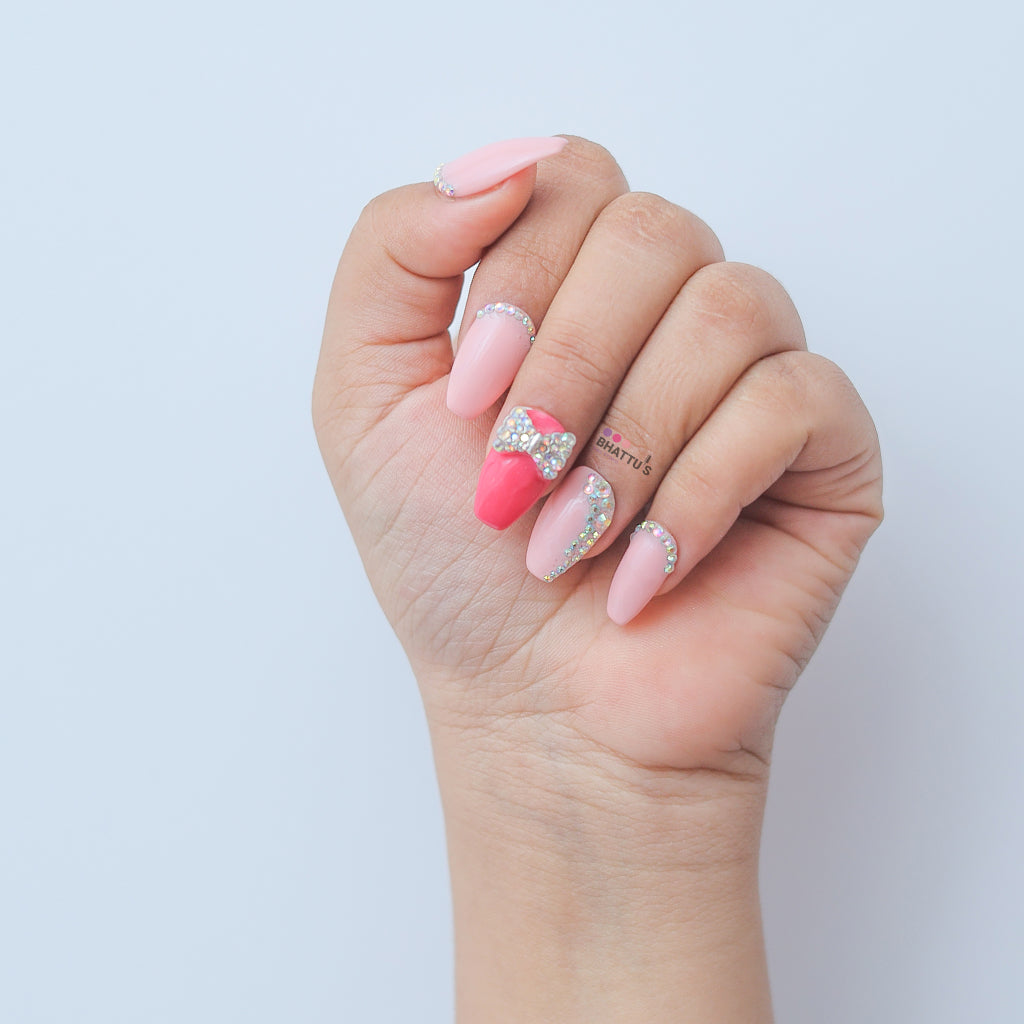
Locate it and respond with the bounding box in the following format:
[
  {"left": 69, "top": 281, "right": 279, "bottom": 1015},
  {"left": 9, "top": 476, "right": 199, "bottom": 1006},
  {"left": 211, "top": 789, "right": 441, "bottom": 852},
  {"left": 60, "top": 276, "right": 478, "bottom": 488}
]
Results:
[
  {"left": 447, "top": 303, "right": 535, "bottom": 419},
  {"left": 434, "top": 137, "right": 567, "bottom": 198},
  {"left": 606, "top": 521, "right": 678, "bottom": 625},
  {"left": 527, "top": 467, "right": 615, "bottom": 582}
]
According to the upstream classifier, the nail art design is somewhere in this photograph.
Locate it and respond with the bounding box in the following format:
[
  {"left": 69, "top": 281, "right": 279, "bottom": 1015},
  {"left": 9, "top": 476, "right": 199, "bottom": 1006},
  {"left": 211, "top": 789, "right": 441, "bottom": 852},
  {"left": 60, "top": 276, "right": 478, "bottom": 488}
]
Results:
[
  {"left": 606, "top": 520, "right": 679, "bottom": 625},
  {"left": 527, "top": 468, "right": 615, "bottom": 582},
  {"left": 447, "top": 303, "right": 536, "bottom": 420},
  {"left": 492, "top": 407, "right": 575, "bottom": 481},
  {"left": 474, "top": 408, "right": 575, "bottom": 531},
  {"left": 476, "top": 302, "right": 536, "bottom": 343},
  {"left": 433, "top": 165, "right": 456, "bottom": 198},
  {"left": 433, "top": 137, "right": 568, "bottom": 199},
  {"left": 632, "top": 520, "right": 678, "bottom": 573}
]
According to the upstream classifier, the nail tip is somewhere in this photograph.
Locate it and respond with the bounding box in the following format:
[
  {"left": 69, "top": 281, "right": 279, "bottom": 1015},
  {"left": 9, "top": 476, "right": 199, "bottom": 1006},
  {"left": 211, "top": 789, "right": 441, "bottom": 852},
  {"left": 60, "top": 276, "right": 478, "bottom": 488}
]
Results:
[
  {"left": 473, "top": 473, "right": 520, "bottom": 530},
  {"left": 475, "top": 514, "right": 511, "bottom": 531},
  {"left": 445, "top": 394, "right": 473, "bottom": 419}
]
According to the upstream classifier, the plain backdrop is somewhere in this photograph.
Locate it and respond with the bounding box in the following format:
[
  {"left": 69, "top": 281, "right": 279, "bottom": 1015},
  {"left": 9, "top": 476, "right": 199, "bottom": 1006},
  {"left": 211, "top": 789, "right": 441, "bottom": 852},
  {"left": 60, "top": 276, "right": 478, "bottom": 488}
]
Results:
[{"left": 2, "top": 1, "right": 1021, "bottom": 1021}]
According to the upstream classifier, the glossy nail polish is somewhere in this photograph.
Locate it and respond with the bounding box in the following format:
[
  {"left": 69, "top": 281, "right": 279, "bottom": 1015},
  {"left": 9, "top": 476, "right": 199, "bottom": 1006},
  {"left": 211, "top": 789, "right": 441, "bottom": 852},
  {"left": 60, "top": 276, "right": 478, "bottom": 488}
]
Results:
[
  {"left": 475, "top": 407, "right": 575, "bottom": 530},
  {"left": 606, "top": 521, "right": 678, "bottom": 625},
  {"left": 527, "top": 468, "right": 615, "bottom": 581},
  {"left": 434, "top": 137, "right": 567, "bottom": 199},
  {"left": 447, "top": 303, "right": 535, "bottom": 419}
]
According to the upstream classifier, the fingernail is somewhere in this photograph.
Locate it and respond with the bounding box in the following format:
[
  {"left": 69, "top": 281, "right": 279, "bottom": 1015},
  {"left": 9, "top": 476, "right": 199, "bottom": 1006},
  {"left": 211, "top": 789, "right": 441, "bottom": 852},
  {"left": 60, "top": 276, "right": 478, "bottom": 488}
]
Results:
[
  {"left": 474, "top": 407, "right": 576, "bottom": 530},
  {"left": 434, "top": 137, "right": 567, "bottom": 199},
  {"left": 606, "top": 521, "right": 678, "bottom": 625},
  {"left": 527, "top": 467, "right": 615, "bottom": 582},
  {"left": 447, "top": 303, "right": 536, "bottom": 419}
]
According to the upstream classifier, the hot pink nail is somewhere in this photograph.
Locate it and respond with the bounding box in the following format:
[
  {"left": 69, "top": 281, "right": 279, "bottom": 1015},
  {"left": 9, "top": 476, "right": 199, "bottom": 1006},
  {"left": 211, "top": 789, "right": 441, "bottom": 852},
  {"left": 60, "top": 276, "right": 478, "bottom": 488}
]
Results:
[
  {"left": 606, "top": 521, "right": 678, "bottom": 625},
  {"left": 434, "top": 137, "right": 567, "bottom": 199},
  {"left": 474, "top": 407, "right": 575, "bottom": 530},
  {"left": 527, "top": 467, "right": 615, "bottom": 582},
  {"left": 447, "top": 303, "right": 536, "bottom": 419}
]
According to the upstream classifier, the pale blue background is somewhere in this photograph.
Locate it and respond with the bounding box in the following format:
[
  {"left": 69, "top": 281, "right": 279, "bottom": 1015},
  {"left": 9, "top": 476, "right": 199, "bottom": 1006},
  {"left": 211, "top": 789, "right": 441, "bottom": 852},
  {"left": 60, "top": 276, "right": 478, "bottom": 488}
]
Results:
[{"left": 2, "top": 1, "right": 1021, "bottom": 1021}]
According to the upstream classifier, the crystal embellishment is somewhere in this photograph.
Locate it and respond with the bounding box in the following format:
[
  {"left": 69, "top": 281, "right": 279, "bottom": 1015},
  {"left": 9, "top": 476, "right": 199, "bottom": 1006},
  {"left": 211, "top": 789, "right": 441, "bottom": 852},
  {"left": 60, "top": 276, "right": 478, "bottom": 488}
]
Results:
[
  {"left": 493, "top": 407, "right": 576, "bottom": 481},
  {"left": 433, "top": 164, "right": 455, "bottom": 198},
  {"left": 633, "top": 520, "right": 678, "bottom": 574},
  {"left": 542, "top": 472, "right": 615, "bottom": 582},
  {"left": 476, "top": 302, "right": 536, "bottom": 345}
]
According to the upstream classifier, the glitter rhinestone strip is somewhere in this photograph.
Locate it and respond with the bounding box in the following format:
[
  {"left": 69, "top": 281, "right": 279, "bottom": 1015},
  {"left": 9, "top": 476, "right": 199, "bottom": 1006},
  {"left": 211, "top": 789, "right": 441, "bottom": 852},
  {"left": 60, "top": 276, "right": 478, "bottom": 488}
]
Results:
[
  {"left": 433, "top": 164, "right": 455, "bottom": 198},
  {"left": 633, "top": 520, "right": 678, "bottom": 574},
  {"left": 543, "top": 472, "right": 615, "bottom": 582},
  {"left": 476, "top": 302, "right": 536, "bottom": 345}
]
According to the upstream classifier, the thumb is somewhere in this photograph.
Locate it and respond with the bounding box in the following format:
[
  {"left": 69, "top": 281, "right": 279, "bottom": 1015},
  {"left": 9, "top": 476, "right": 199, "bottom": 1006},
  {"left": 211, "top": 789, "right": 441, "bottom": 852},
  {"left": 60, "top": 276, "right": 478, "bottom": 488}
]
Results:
[{"left": 314, "top": 137, "right": 567, "bottom": 447}]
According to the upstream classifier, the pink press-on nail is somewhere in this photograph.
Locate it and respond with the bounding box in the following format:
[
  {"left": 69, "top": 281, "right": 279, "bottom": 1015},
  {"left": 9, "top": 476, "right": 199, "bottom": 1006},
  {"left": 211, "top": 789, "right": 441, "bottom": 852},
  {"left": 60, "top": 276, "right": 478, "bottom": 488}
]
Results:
[
  {"left": 527, "top": 467, "right": 615, "bottom": 582},
  {"left": 433, "top": 137, "right": 567, "bottom": 198},
  {"left": 475, "top": 407, "right": 575, "bottom": 530},
  {"left": 606, "top": 521, "right": 678, "bottom": 625},
  {"left": 447, "top": 303, "right": 536, "bottom": 419}
]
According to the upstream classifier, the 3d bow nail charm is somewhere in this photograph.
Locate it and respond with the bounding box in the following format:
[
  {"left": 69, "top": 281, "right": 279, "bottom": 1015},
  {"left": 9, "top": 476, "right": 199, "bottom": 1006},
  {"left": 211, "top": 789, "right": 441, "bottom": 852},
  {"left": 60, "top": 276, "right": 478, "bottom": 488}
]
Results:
[
  {"left": 493, "top": 407, "right": 577, "bottom": 481},
  {"left": 475, "top": 406, "right": 575, "bottom": 530}
]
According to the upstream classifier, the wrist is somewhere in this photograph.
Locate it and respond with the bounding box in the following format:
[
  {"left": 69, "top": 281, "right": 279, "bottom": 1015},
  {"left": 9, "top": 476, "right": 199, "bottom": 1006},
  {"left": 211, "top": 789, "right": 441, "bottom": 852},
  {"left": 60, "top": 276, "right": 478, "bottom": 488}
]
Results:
[{"left": 428, "top": 715, "right": 773, "bottom": 1023}]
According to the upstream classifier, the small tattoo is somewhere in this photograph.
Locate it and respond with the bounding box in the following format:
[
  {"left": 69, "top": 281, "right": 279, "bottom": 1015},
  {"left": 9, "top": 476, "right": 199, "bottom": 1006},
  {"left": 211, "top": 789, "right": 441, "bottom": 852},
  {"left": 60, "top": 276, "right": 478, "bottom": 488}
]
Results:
[{"left": 594, "top": 426, "right": 653, "bottom": 476}]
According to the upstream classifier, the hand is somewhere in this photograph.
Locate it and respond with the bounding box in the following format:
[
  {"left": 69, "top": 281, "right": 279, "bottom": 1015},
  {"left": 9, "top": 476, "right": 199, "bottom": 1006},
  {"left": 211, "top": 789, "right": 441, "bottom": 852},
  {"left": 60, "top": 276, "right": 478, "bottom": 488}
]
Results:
[{"left": 314, "top": 136, "right": 882, "bottom": 1023}]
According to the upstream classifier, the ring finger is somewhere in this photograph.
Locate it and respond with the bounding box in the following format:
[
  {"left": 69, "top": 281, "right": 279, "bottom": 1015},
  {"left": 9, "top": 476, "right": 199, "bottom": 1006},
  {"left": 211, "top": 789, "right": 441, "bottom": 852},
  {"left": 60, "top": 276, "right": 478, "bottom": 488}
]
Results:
[{"left": 524, "top": 262, "right": 806, "bottom": 582}]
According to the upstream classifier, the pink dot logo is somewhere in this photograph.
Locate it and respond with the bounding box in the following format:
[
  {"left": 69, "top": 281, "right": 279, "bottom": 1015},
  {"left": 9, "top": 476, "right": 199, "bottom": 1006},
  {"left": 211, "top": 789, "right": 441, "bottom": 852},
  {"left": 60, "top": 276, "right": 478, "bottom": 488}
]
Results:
[{"left": 600, "top": 425, "right": 631, "bottom": 448}]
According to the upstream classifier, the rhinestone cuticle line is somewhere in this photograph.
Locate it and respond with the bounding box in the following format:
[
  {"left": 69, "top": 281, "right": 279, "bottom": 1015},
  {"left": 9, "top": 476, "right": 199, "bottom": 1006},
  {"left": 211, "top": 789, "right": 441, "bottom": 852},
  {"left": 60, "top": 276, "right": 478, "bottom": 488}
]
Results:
[
  {"left": 476, "top": 302, "right": 536, "bottom": 345},
  {"left": 633, "top": 520, "right": 678, "bottom": 574},
  {"left": 433, "top": 164, "right": 455, "bottom": 198},
  {"left": 542, "top": 472, "right": 615, "bottom": 582}
]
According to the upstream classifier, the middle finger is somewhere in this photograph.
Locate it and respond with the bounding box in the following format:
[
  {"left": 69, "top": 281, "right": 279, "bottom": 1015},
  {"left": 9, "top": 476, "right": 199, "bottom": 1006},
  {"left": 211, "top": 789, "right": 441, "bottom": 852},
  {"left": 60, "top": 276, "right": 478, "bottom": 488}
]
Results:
[{"left": 474, "top": 191, "right": 723, "bottom": 530}]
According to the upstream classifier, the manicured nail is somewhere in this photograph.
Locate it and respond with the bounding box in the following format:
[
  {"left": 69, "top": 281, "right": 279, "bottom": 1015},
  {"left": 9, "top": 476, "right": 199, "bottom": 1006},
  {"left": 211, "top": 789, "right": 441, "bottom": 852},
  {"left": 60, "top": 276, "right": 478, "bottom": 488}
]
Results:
[
  {"left": 447, "top": 303, "right": 536, "bottom": 419},
  {"left": 527, "top": 467, "right": 615, "bottom": 582},
  {"left": 606, "top": 521, "right": 678, "bottom": 625},
  {"left": 474, "top": 407, "right": 576, "bottom": 530},
  {"left": 434, "top": 137, "right": 567, "bottom": 199}
]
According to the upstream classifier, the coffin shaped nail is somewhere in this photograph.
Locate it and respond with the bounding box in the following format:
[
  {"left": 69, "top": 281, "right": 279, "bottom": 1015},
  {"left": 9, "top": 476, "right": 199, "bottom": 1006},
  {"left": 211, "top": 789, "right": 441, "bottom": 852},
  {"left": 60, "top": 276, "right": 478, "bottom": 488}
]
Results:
[{"left": 474, "top": 407, "right": 575, "bottom": 530}]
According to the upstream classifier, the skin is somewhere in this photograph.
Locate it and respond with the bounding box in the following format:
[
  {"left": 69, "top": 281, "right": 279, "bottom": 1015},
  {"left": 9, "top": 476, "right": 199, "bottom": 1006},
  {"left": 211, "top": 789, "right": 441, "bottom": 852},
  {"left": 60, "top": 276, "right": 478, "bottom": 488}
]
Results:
[{"left": 313, "top": 137, "right": 883, "bottom": 1023}]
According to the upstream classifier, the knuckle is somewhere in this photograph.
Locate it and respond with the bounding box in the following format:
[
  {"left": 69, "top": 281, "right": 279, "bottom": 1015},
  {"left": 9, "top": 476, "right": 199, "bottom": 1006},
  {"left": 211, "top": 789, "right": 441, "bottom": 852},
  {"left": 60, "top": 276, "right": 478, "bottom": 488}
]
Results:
[
  {"left": 773, "top": 350, "right": 845, "bottom": 394},
  {"left": 684, "top": 263, "right": 765, "bottom": 332},
  {"left": 684, "top": 262, "right": 804, "bottom": 346},
  {"left": 744, "top": 351, "right": 842, "bottom": 420},
  {"left": 747, "top": 349, "right": 811, "bottom": 406},
  {"left": 553, "top": 136, "right": 628, "bottom": 192},
  {"left": 599, "top": 191, "right": 713, "bottom": 253}
]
